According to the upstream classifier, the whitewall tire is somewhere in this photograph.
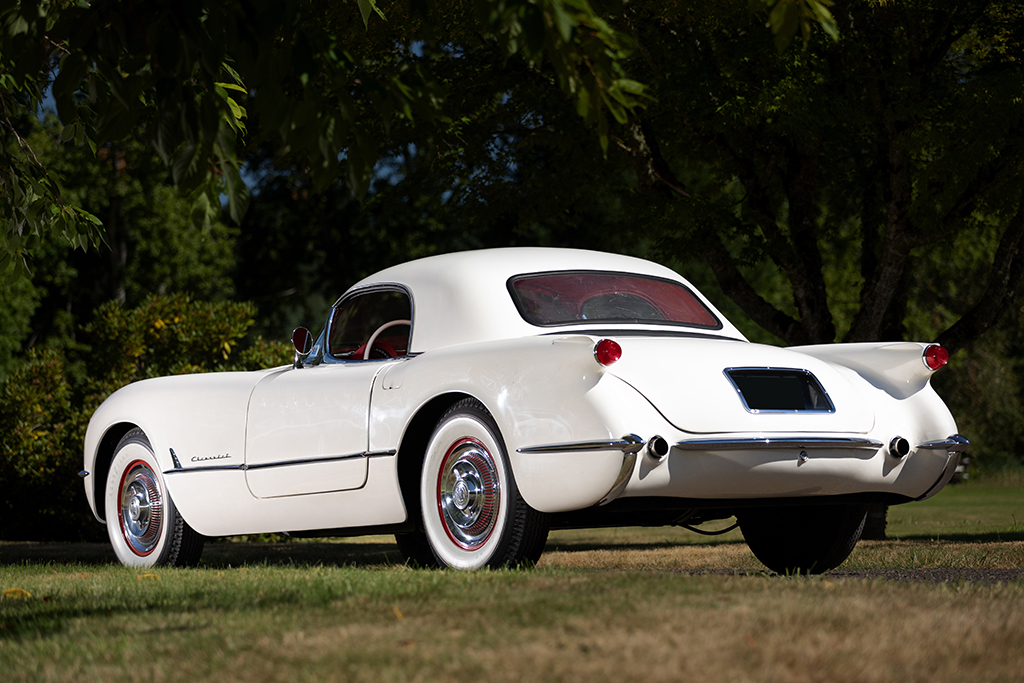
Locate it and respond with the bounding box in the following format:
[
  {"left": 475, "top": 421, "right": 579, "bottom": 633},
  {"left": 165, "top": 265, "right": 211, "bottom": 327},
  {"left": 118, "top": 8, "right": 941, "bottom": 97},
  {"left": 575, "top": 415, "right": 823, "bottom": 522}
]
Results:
[
  {"left": 104, "top": 428, "right": 205, "bottom": 567},
  {"left": 420, "top": 398, "right": 548, "bottom": 570}
]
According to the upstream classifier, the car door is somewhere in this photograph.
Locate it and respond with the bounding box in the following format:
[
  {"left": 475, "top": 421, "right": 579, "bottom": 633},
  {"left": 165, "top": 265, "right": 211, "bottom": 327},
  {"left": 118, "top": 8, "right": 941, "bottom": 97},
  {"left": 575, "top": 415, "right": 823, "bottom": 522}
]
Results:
[{"left": 244, "top": 288, "right": 412, "bottom": 498}]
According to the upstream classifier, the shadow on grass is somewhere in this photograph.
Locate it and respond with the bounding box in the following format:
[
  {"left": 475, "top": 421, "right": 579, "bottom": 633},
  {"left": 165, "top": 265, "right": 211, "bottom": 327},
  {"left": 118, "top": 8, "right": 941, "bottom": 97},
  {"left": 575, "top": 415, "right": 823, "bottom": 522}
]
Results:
[
  {"left": 542, "top": 539, "right": 746, "bottom": 553},
  {"left": 0, "top": 540, "right": 407, "bottom": 568},
  {"left": 2, "top": 529, "right": 1021, "bottom": 568}
]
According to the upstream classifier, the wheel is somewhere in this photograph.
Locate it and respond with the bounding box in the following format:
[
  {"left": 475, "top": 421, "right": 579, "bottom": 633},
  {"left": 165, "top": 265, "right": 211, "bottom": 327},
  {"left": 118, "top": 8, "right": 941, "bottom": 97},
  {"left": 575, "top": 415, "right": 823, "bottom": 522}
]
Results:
[
  {"left": 419, "top": 398, "right": 548, "bottom": 569},
  {"left": 737, "top": 503, "right": 867, "bottom": 575},
  {"left": 104, "top": 428, "right": 205, "bottom": 567}
]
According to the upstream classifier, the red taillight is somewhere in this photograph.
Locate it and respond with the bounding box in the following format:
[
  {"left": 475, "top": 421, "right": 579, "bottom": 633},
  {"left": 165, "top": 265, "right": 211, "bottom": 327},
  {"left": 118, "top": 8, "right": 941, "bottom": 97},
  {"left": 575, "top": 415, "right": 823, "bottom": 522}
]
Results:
[
  {"left": 924, "top": 344, "right": 949, "bottom": 370},
  {"left": 594, "top": 339, "right": 622, "bottom": 366}
]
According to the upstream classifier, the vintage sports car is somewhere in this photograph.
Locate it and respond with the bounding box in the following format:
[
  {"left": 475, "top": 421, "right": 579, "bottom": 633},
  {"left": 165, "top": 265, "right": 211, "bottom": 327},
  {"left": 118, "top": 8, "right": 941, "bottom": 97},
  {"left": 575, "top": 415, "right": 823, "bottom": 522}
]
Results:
[{"left": 81, "top": 248, "right": 967, "bottom": 573}]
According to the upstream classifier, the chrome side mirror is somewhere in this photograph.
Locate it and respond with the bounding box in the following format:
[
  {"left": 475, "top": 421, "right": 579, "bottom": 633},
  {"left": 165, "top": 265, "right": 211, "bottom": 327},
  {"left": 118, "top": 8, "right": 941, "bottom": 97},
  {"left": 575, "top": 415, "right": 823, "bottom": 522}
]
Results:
[{"left": 292, "top": 326, "right": 313, "bottom": 369}]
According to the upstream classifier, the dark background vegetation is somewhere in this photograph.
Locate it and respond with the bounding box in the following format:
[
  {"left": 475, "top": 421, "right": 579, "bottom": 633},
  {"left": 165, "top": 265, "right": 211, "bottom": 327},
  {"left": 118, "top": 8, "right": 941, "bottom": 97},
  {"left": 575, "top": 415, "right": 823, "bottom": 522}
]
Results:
[{"left": 3, "top": 0, "right": 1024, "bottom": 541}]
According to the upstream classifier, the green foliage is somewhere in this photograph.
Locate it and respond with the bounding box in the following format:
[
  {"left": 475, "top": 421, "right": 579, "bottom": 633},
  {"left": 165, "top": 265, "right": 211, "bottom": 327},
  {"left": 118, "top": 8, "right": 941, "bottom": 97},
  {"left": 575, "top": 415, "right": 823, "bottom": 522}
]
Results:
[
  {"left": 229, "top": 336, "right": 293, "bottom": 371},
  {"left": 0, "top": 294, "right": 282, "bottom": 541},
  {"left": 84, "top": 294, "right": 256, "bottom": 383},
  {"left": 753, "top": 0, "right": 839, "bottom": 51},
  {"left": 0, "top": 0, "right": 840, "bottom": 280},
  {"left": 0, "top": 349, "right": 94, "bottom": 541},
  {"left": 0, "top": 275, "right": 39, "bottom": 382},
  {"left": 934, "top": 296, "right": 1024, "bottom": 477},
  {"left": 14, "top": 116, "right": 237, "bottom": 354},
  {"left": 0, "top": 0, "right": 635, "bottom": 277}
]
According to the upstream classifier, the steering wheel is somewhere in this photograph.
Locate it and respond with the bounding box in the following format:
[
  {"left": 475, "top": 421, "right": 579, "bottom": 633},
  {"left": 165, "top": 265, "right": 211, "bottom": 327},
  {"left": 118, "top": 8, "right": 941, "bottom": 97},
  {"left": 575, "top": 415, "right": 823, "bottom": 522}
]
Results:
[{"left": 363, "top": 319, "right": 411, "bottom": 360}]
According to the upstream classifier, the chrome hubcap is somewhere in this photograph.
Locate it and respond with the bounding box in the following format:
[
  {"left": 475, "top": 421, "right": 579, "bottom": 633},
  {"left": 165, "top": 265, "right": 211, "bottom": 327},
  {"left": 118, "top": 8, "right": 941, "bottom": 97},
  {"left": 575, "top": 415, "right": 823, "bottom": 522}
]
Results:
[
  {"left": 438, "top": 438, "right": 500, "bottom": 550},
  {"left": 119, "top": 461, "right": 163, "bottom": 556}
]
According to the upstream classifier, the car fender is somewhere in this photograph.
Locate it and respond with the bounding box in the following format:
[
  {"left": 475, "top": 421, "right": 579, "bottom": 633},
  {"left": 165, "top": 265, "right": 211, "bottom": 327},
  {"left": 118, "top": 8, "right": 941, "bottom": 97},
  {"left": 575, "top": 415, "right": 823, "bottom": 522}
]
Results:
[
  {"left": 82, "top": 369, "right": 273, "bottom": 523},
  {"left": 788, "top": 342, "right": 941, "bottom": 400},
  {"left": 371, "top": 335, "right": 664, "bottom": 513}
]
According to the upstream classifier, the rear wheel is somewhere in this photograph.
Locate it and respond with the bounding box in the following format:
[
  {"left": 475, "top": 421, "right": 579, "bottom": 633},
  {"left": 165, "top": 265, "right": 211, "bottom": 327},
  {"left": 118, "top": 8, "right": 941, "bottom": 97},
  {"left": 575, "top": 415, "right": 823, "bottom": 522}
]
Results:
[
  {"left": 105, "top": 429, "right": 205, "bottom": 567},
  {"left": 737, "top": 504, "right": 867, "bottom": 575},
  {"left": 419, "top": 398, "right": 548, "bottom": 570}
]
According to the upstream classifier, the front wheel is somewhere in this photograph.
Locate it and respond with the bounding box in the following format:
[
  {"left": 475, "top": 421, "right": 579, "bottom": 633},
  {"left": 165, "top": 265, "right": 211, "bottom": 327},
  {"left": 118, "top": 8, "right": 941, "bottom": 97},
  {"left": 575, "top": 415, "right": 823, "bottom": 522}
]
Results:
[
  {"left": 419, "top": 398, "right": 548, "bottom": 570},
  {"left": 104, "top": 428, "right": 205, "bottom": 567},
  {"left": 737, "top": 503, "right": 867, "bottom": 575}
]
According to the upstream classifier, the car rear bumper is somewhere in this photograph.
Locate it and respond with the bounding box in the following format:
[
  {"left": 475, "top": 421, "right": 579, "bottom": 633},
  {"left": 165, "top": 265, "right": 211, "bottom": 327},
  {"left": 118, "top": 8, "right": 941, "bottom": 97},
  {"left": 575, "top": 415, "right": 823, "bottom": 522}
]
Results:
[{"left": 512, "top": 431, "right": 967, "bottom": 513}]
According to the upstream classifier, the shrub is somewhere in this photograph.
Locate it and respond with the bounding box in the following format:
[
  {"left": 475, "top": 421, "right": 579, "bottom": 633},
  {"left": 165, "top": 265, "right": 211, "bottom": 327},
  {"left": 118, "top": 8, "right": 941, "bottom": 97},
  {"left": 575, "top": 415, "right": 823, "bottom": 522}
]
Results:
[
  {"left": 0, "top": 295, "right": 284, "bottom": 541},
  {"left": 0, "top": 350, "right": 98, "bottom": 541}
]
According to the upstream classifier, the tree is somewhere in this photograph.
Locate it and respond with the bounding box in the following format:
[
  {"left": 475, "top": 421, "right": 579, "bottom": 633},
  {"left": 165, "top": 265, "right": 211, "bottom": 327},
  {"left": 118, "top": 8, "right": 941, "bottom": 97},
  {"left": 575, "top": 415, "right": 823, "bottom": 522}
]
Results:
[
  {"left": 0, "top": 0, "right": 638, "bottom": 278},
  {"left": 357, "top": 0, "right": 1024, "bottom": 355},
  {"left": 0, "top": 116, "right": 237, "bottom": 366},
  {"left": 616, "top": 0, "right": 1024, "bottom": 353},
  {"left": 1, "top": 0, "right": 836, "bottom": 279}
]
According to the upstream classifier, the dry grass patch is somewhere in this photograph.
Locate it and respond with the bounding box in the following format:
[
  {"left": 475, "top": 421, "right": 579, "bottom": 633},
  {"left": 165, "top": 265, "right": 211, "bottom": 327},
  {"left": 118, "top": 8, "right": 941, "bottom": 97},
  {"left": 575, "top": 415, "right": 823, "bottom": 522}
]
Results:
[
  {"left": 3, "top": 564, "right": 1024, "bottom": 683},
  {"left": 3, "top": 484, "right": 1023, "bottom": 682}
]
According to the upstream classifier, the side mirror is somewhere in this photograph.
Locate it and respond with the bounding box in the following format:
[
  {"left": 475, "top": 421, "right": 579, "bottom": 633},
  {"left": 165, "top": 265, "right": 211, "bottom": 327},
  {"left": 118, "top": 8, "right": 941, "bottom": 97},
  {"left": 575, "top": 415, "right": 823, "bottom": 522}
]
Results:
[{"left": 292, "top": 327, "right": 313, "bottom": 368}]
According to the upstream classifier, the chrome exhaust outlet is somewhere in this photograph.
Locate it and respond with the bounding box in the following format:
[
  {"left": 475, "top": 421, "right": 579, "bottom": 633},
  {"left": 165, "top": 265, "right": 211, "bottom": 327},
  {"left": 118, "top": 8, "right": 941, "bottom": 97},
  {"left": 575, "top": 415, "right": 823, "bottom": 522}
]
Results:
[
  {"left": 889, "top": 436, "right": 911, "bottom": 459},
  {"left": 647, "top": 435, "right": 669, "bottom": 461}
]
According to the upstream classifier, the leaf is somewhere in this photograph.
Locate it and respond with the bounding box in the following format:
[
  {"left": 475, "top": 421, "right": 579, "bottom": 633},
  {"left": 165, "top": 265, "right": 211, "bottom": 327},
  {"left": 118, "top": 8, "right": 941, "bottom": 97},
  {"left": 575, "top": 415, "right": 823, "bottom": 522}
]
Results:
[
  {"left": 356, "top": 0, "right": 386, "bottom": 29},
  {"left": 61, "top": 122, "right": 81, "bottom": 143},
  {"left": 552, "top": 3, "right": 575, "bottom": 42},
  {"left": 214, "top": 82, "right": 247, "bottom": 94},
  {"left": 770, "top": 1, "right": 800, "bottom": 52},
  {"left": 810, "top": 1, "right": 839, "bottom": 41},
  {"left": 172, "top": 143, "right": 200, "bottom": 186},
  {"left": 223, "top": 165, "right": 250, "bottom": 224}
]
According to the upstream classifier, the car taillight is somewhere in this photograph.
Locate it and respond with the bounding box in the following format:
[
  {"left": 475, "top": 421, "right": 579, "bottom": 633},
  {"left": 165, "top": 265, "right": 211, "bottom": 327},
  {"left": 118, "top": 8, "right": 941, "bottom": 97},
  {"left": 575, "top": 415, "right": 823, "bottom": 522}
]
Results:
[
  {"left": 923, "top": 344, "right": 949, "bottom": 370},
  {"left": 594, "top": 339, "right": 622, "bottom": 366}
]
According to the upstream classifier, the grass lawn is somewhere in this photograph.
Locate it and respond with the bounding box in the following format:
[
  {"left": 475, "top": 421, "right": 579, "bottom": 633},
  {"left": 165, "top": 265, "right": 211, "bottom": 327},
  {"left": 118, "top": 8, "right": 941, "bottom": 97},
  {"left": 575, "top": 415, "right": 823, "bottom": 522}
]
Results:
[{"left": 2, "top": 482, "right": 1022, "bottom": 683}]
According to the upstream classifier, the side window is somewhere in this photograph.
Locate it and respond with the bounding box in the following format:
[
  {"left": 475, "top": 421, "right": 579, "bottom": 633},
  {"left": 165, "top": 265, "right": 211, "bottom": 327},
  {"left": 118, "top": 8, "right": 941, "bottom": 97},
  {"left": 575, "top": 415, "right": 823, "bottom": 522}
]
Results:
[{"left": 328, "top": 290, "right": 412, "bottom": 360}]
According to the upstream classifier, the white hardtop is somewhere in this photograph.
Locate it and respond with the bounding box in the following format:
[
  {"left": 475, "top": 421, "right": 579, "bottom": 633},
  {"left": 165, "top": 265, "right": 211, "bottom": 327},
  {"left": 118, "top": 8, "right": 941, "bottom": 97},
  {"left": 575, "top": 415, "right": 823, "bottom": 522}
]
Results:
[{"left": 348, "top": 247, "right": 748, "bottom": 353}]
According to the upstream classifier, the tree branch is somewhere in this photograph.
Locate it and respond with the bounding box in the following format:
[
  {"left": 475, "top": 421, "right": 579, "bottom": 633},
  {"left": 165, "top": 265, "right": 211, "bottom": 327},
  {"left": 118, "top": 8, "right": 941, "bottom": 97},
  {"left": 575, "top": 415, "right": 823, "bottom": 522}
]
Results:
[
  {"left": 704, "top": 233, "right": 807, "bottom": 345},
  {"left": 936, "top": 184, "right": 1024, "bottom": 352}
]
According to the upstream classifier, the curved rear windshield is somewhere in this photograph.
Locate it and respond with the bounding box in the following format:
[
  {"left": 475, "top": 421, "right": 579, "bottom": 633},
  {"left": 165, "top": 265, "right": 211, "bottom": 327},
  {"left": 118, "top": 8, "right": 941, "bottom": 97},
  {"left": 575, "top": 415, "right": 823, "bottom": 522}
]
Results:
[{"left": 508, "top": 271, "right": 721, "bottom": 329}]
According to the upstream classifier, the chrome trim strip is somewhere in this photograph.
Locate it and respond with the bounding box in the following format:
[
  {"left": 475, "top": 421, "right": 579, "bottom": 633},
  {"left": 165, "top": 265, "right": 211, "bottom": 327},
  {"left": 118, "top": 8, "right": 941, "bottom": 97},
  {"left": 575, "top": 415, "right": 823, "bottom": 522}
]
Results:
[
  {"left": 164, "top": 464, "right": 246, "bottom": 475},
  {"left": 917, "top": 452, "right": 963, "bottom": 501},
  {"left": 517, "top": 434, "right": 645, "bottom": 455},
  {"left": 244, "top": 452, "right": 367, "bottom": 471},
  {"left": 674, "top": 436, "right": 884, "bottom": 451},
  {"left": 515, "top": 434, "right": 643, "bottom": 506},
  {"left": 162, "top": 449, "right": 395, "bottom": 476},
  {"left": 916, "top": 434, "right": 969, "bottom": 452},
  {"left": 599, "top": 449, "right": 639, "bottom": 506}
]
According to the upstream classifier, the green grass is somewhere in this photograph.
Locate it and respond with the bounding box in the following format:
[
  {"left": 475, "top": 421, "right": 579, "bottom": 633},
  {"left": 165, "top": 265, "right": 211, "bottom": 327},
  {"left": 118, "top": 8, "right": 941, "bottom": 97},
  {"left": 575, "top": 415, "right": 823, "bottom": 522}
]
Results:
[
  {"left": 2, "top": 483, "right": 1022, "bottom": 683},
  {"left": 887, "top": 482, "right": 1024, "bottom": 541}
]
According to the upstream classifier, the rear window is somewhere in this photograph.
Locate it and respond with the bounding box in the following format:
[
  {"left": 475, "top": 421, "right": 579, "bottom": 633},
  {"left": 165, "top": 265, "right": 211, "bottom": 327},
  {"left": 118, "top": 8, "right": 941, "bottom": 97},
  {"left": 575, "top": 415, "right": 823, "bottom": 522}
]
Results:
[{"left": 508, "top": 271, "right": 720, "bottom": 329}]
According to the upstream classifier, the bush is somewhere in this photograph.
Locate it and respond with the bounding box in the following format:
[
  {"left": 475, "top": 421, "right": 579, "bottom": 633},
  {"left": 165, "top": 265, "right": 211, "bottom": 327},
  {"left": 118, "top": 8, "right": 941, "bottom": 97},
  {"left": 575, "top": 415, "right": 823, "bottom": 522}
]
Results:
[
  {"left": 0, "top": 350, "right": 98, "bottom": 541},
  {"left": 935, "top": 334, "right": 1024, "bottom": 477},
  {"left": 84, "top": 293, "right": 258, "bottom": 382},
  {"left": 0, "top": 295, "right": 288, "bottom": 541}
]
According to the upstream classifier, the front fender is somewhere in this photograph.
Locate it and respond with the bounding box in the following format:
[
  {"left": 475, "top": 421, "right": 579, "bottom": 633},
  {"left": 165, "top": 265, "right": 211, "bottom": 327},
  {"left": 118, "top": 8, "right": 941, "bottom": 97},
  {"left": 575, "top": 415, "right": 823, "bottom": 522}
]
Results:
[{"left": 82, "top": 369, "right": 275, "bottom": 522}]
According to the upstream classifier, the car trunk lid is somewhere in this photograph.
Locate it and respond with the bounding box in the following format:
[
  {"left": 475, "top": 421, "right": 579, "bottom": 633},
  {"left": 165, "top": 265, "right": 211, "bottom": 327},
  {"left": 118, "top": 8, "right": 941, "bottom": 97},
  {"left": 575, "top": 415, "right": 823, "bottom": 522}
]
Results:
[{"left": 605, "top": 337, "right": 875, "bottom": 435}]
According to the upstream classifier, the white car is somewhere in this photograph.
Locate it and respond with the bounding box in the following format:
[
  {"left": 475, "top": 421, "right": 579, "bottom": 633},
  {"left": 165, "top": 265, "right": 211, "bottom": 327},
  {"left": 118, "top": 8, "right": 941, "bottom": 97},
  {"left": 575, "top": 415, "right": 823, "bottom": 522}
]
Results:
[{"left": 81, "top": 248, "right": 967, "bottom": 573}]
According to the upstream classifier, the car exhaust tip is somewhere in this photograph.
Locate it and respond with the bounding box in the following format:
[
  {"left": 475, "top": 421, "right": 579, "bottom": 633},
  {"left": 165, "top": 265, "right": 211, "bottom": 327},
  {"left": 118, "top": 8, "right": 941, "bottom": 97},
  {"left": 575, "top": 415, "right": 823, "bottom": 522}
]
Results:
[
  {"left": 889, "top": 436, "right": 911, "bottom": 459},
  {"left": 647, "top": 435, "right": 669, "bottom": 461}
]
